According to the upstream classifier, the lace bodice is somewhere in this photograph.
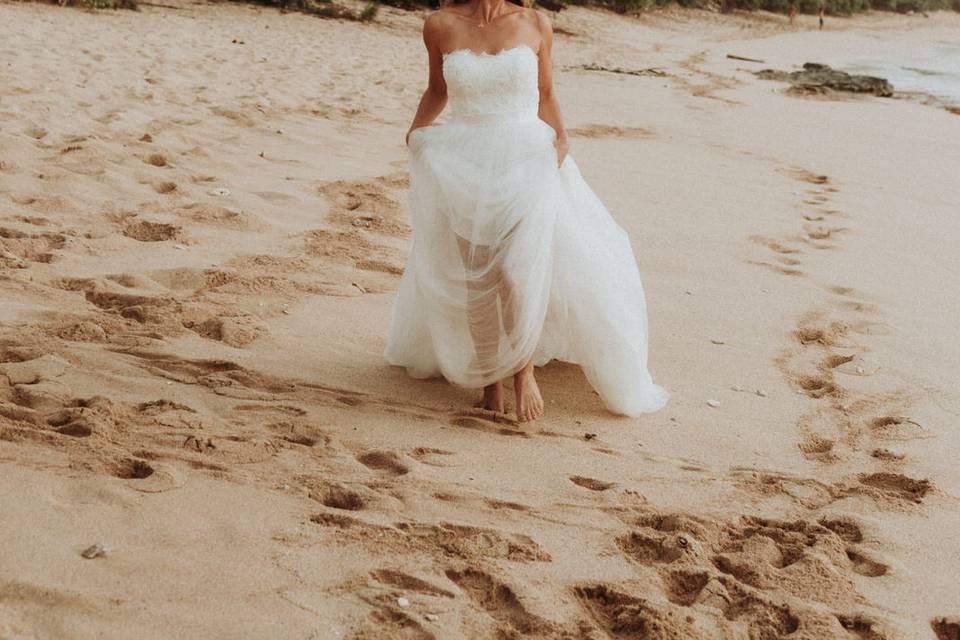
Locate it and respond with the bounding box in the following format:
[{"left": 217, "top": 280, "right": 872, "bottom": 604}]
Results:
[{"left": 442, "top": 45, "right": 540, "bottom": 122}]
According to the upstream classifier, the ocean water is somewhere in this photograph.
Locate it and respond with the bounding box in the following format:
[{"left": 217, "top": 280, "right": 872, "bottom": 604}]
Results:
[{"left": 838, "top": 39, "right": 960, "bottom": 106}]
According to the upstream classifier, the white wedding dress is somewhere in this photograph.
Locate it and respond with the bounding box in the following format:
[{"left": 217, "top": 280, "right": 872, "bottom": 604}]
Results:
[{"left": 384, "top": 44, "right": 669, "bottom": 416}]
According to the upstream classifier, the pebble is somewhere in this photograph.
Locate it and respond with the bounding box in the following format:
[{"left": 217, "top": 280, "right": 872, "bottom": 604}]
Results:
[
  {"left": 756, "top": 389, "right": 767, "bottom": 397},
  {"left": 81, "top": 542, "right": 111, "bottom": 559},
  {"left": 706, "top": 399, "right": 720, "bottom": 408},
  {"left": 208, "top": 187, "right": 231, "bottom": 197},
  {"left": 424, "top": 613, "right": 438, "bottom": 622},
  {"left": 397, "top": 597, "right": 410, "bottom": 608}
]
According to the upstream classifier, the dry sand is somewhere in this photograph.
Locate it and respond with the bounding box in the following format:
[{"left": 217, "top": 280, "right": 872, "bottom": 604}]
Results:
[{"left": 1, "top": 1, "right": 959, "bottom": 638}]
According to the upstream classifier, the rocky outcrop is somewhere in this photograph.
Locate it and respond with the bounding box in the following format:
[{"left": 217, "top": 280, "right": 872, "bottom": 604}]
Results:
[{"left": 755, "top": 63, "right": 894, "bottom": 97}]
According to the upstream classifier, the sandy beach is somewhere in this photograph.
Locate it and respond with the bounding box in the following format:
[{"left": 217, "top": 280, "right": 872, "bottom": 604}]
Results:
[{"left": 1, "top": 0, "right": 959, "bottom": 637}]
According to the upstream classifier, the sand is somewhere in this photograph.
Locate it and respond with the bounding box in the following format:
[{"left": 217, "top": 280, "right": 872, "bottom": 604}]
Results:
[{"left": 1, "top": 1, "right": 959, "bottom": 638}]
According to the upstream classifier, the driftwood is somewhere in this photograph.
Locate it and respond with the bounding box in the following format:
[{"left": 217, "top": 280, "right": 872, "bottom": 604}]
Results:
[
  {"left": 572, "top": 63, "right": 668, "bottom": 78},
  {"left": 727, "top": 54, "right": 766, "bottom": 64}
]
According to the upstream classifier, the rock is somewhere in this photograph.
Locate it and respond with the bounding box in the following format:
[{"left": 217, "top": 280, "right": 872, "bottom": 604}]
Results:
[
  {"left": 706, "top": 399, "right": 720, "bottom": 408},
  {"left": 754, "top": 63, "right": 894, "bottom": 97},
  {"left": 397, "top": 597, "right": 410, "bottom": 608},
  {"left": 81, "top": 542, "right": 111, "bottom": 559},
  {"left": 756, "top": 389, "right": 767, "bottom": 397}
]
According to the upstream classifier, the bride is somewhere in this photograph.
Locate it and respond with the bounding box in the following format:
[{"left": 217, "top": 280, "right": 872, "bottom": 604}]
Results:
[{"left": 384, "top": 0, "right": 670, "bottom": 422}]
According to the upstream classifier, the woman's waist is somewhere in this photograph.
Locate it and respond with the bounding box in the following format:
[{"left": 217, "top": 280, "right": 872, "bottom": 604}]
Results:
[{"left": 446, "top": 107, "right": 540, "bottom": 126}]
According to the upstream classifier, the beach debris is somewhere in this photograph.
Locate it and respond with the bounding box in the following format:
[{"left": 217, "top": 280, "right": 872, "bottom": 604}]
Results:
[
  {"left": 351, "top": 283, "right": 366, "bottom": 294},
  {"left": 727, "top": 54, "right": 766, "bottom": 64},
  {"left": 397, "top": 596, "right": 410, "bottom": 608},
  {"left": 706, "top": 399, "right": 721, "bottom": 408},
  {"left": 754, "top": 63, "right": 894, "bottom": 97},
  {"left": 710, "top": 339, "right": 725, "bottom": 345},
  {"left": 81, "top": 542, "right": 111, "bottom": 559},
  {"left": 208, "top": 187, "right": 231, "bottom": 197},
  {"left": 140, "top": 133, "right": 153, "bottom": 143},
  {"left": 584, "top": 433, "right": 597, "bottom": 440},
  {"left": 756, "top": 389, "right": 767, "bottom": 397},
  {"left": 351, "top": 216, "right": 374, "bottom": 228},
  {"left": 572, "top": 63, "right": 668, "bottom": 78},
  {"left": 424, "top": 613, "right": 439, "bottom": 622}
]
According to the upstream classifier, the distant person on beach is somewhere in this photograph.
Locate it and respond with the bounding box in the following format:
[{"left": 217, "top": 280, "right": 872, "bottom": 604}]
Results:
[
  {"left": 385, "top": 0, "right": 670, "bottom": 421},
  {"left": 819, "top": 6, "right": 825, "bottom": 29},
  {"left": 788, "top": 3, "right": 796, "bottom": 24}
]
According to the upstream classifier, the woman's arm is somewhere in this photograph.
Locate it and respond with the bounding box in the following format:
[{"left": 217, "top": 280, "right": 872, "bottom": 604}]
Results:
[
  {"left": 406, "top": 13, "right": 448, "bottom": 146},
  {"left": 534, "top": 10, "right": 570, "bottom": 168}
]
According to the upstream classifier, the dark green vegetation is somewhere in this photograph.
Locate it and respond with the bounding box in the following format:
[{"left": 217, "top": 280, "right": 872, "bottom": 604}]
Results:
[
  {"left": 584, "top": 0, "right": 959, "bottom": 15},
  {"left": 37, "top": 0, "right": 138, "bottom": 9},
  {"left": 26, "top": 0, "right": 960, "bottom": 19},
  {"left": 239, "top": 0, "right": 380, "bottom": 20}
]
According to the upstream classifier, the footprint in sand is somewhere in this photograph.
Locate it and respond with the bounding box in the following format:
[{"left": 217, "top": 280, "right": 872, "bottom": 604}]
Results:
[
  {"left": 445, "top": 568, "right": 559, "bottom": 637},
  {"left": 318, "top": 177, "right": 409, "bottom": 238},
  {"left": 371, "top": 569, "right": 455, "bottom": 598},
  {"left": 145, "top": 153, "right": 168, "bottom": 167},
  {"left": 804, "top": 224, "right": 847, "bottom": 241},
  {"left": 122, "top": 219, "right": 186, "bottom": 243},
  {"left": 931, "top": 617, "right": 960, "bottom": 640},
  {"left": 845, "top": 548, "right": 889, "bottom": 577},
  {"left": 747, "top": 260, "right": 805, "bottom": 277},
  {"left": 795, "top": 374, "right": 841, "bottom": 399},
  {"left": 856, "top": 472, "right": 933, "bottom": 505},
  {"left": 111, "top": 458, "right": 185, "bottom": 493},
  {"left": 409, "top": 447, "right": 457, "bottom": 467},
  {"left": 307, "top": 481, "right": 372, "bottom": 511},
  {"left": 750, "top": 235, "right": 801, "bottom": 254},
  {"left": 868, "top": 415, "right": 933, "bottom": 442},
  {"left": 567, "top": 124, "right": 654, "bottom": 139},
  {"left": 575, "top": 584, "right": 719, "bottom": 637},
  {"left": 787, "top": 168, "right": 831, "bottom": 185},
  {"left": 182, "top": 434, "right": 280, "bottom": 465},
  {"left": 152, "top": 181, "right": 177, "bottom": 194},
  {"left": 449, "top": 413, "right": 527, "bottom": 438},
  {"left": 356, "top": 450, "right": 410, "bottom": 476}
]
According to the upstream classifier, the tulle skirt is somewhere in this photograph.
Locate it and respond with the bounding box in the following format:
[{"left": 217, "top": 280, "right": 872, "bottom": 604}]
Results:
[{"left": 384, "top": 111, "right": 669, "bottom": 416}]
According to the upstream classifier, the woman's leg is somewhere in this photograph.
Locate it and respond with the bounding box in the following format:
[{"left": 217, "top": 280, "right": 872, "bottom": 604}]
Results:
[{"left": 456, "top": 236, "right": 505, "bottom": 412}]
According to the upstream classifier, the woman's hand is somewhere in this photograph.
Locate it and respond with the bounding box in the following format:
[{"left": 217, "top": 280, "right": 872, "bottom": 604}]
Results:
[{"left": 554, "top": 134, "right": 570, "bottom": 168}]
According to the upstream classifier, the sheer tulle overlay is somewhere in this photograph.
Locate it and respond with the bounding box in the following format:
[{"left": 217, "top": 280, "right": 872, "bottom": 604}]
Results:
[{"left": 385, "top": 45, "right": 669, "bottom": 416}]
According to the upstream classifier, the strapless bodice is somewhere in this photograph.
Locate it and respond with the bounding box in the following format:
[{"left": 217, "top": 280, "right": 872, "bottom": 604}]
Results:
[{"left": 441, "top": 45, "right": 540, "bottom": 123}]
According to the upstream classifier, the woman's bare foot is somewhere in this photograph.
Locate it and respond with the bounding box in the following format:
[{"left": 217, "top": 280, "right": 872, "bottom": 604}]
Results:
[
  {"left": 474, "top": 381, "right": 505, "bottom": 413},
  {"left": 513, "top": 361, "right": 544, "bottom": 423}
]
